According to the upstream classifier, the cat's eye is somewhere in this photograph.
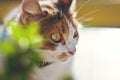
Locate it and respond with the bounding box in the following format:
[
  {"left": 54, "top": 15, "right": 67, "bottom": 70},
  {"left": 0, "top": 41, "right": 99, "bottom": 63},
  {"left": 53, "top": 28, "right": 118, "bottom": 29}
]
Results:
[
  {"left": 51, "top": 33, "right": 61, "bottom": 43},
  {"left": 73, "top": 31, "right": 78, "bottom": 38}
]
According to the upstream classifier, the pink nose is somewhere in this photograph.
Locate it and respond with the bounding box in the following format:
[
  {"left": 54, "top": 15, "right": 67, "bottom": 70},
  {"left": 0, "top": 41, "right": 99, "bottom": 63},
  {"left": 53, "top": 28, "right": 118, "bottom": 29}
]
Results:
[{"left": 68, "top": 50, "right": 76, "bottom": 55}]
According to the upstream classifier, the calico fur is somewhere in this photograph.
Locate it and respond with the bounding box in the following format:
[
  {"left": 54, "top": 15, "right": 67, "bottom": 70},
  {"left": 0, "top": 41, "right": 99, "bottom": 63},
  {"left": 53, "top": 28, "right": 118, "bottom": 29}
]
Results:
[{"left": 4, "top": 0, "right": 80, "bottom": 80}]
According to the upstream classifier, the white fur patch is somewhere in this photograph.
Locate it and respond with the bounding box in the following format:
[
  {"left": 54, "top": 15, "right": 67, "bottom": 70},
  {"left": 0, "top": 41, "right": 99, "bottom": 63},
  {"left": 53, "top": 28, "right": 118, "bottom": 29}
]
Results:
[{"left": 41, "top": 19, "right": 78, "bottom": 63}]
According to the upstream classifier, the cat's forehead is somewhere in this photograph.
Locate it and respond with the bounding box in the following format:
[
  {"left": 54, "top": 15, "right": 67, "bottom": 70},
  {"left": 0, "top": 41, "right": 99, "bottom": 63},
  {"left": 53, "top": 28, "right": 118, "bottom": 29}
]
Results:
[
  {"left": 41, "top": 15, "right": 69, "bottom": 36},
  {"left": 38, "top": 1, "right": 70, "bottom": 37}
]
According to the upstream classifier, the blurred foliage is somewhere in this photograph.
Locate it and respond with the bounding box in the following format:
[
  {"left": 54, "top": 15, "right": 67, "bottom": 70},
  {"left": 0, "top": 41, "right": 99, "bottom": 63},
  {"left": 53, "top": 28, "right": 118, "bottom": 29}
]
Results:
[
  {"left": 60, "top": 74, "right": 73, "bottom": 80},
  {"left": 0, "top": 21, "right": 44, "bottom": 80},
  {"left": 7, "top": 20, "right": 44, "bottom": 48}
]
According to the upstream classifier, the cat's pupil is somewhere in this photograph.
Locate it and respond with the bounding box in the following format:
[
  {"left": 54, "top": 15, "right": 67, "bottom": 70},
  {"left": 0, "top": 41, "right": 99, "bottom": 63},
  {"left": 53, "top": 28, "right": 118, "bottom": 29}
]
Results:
[{"left": 51, "top": 33, "right": 61, "bottom": 43}]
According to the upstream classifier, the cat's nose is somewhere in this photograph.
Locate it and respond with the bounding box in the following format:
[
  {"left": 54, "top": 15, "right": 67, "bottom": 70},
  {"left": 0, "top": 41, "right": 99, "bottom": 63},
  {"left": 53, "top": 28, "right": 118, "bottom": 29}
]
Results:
[{"left": 68, "top": 49, "right": 76, "bottom": 55}]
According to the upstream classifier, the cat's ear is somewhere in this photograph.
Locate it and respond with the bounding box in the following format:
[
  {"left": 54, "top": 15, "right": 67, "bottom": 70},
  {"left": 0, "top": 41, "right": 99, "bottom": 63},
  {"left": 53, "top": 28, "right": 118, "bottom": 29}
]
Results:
[
  {"left": 22, "top": 0, "right": 42, "bottom": 15},
  {"left": 58, "top": 0, "right": 73, "bottom": 9},
  {"left": 57, "top": 0, "right": 74, "bottom": 17}
]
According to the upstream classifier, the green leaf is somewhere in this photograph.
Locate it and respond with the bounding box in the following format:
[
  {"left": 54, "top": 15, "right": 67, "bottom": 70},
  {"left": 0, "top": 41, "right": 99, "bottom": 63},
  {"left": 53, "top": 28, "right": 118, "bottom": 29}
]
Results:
[
  {"left": 7, "top": 21, "right": 44, "bottom": 48},
  {"left": 18, "top": 37, "right": 30, "bottom": 49},
  {"left": 0, "top": 40, "right": 16, "bottom": 56}
]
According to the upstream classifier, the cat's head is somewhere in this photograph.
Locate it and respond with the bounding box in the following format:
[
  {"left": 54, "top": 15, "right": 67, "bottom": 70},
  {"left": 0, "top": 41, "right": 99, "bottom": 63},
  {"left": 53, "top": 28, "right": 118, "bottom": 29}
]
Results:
[{"left": 19, "top": 0, "right": 79, "bottom": 62}]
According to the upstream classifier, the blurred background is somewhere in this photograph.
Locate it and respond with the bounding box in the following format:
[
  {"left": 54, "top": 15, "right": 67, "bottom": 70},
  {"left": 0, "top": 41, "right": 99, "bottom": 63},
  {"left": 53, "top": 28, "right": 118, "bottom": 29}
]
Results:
[
  {"left": 0, "top": 0, "right": 120, "bottom": 27},
  {"left": 0, "top": 1, "right": 120, "bottom": 80}
]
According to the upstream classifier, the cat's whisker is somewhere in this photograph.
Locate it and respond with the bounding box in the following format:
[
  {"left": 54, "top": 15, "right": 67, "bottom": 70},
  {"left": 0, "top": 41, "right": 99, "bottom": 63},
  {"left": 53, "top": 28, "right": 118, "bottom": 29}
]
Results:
[
  {"left": 79, "top": 17, "right": 94, "bottom": 22},
  {"left": 77, "top": 9, "right": 98, "bottom": 21},
  {"left": 76, "top": 0, "right": 91, "bottom": 16}
]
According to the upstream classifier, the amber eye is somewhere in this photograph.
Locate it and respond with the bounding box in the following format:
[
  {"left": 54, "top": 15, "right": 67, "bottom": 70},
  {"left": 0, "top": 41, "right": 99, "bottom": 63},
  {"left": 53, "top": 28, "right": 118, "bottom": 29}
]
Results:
[{"left": 51, "top": 33, "right": 61, "bottom": 43}]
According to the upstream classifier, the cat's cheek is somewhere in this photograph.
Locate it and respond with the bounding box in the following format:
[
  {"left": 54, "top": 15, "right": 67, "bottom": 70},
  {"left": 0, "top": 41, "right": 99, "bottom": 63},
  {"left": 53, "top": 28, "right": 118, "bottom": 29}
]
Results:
[
  {"left": 74, "top": 37, "right": 79, "bottom": 45},
  {"left": 57, "top": 52, "right": 68, "bottom": 61}
]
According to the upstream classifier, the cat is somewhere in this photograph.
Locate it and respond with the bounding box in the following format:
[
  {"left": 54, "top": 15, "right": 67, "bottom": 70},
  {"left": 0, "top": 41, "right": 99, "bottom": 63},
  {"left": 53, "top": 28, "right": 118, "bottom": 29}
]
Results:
[{"left": 4, "top": 0, "right": 81, "bottom": 80}]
